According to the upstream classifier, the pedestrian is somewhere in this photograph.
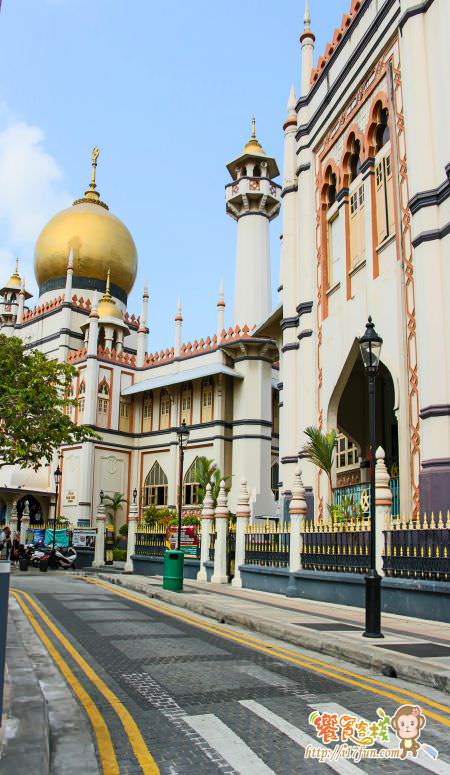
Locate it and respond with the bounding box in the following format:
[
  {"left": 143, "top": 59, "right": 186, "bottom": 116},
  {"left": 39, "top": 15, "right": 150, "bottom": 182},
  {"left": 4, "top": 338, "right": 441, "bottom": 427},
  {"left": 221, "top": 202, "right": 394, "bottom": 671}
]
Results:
[
  {"left": 11, "top": 533, "right": 20, "bottom": 566},
  {"left": 4, "top": 526, "right": 11, "bottom": 560}
]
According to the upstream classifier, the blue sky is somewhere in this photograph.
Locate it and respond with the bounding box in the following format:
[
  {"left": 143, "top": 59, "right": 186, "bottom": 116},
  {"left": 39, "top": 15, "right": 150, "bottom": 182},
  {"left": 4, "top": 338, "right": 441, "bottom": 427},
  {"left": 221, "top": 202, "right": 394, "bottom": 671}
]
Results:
[{"left": 0, "top": 0, "right": 349, "bottom": 351}]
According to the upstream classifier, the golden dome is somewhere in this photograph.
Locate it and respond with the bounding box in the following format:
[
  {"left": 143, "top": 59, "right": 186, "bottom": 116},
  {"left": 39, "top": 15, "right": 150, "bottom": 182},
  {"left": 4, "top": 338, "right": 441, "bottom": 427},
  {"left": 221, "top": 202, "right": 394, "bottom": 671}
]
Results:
[
  {"left": 97, "top": 269, "right": 123, "bottom": 320},
  {"left": 243, "top": 117, "right": 266, "bottom": 156},
  {"left": 34, "top": 149, "right": 137, "bottom": 296},
  {"left": 7, "top": 258, "right": 22, "bottom": 288}
]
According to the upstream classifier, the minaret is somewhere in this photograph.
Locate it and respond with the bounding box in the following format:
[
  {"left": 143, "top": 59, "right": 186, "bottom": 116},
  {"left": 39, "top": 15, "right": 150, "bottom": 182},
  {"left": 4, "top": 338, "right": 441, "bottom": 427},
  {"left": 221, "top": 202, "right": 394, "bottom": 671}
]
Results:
[
  {"left": 174, "top": 300, "right": 182, "bottom": 357},
  {"left": 0, "top": 258, "right": 31, "bottom": 332},
  {"left": 217, "top": 279, "right": 225, "bottom": 337},
  {"left": 136, "top": 283, "right": 149, "bottom": 367},
  {"left": 300, "top": 0, "right": 315, "bottom": 96},
  {"left": 226, "top": 119, "right": 281, "bottom": 327}
]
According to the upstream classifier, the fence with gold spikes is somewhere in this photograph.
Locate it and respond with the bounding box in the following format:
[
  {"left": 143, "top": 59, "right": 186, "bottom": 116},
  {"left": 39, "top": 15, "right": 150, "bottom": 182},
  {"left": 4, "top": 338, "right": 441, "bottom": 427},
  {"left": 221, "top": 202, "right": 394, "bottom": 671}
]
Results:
[
  {"left": 383, "top": 511, "right": 450, "bottom": 580},
  {"left": 244, "top": 520, "right": 290, "bottom": 568},
  {"left": 209, "top": 521, "right": 217, "bottom": 561},
  {"left": 300, "top": 517, "right": 370, "bottom": 573},
  {"left": 135, "top": 523, "right": 167, "bottom": 557}
]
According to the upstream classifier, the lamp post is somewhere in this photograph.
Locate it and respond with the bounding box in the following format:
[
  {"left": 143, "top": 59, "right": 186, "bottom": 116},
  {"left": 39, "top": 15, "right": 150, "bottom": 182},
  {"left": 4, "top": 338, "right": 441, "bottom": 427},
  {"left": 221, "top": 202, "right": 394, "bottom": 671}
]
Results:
[
  {"left": 50, "top": 464, "right": 62, "bottom": 568},
  {"left": 176, "top": 420, "right": 190, "bottom": 549},
  {"left": 359, "top": 316, "right": 384, "bottom": 639},
  {"left": 132, "top": 488, "right": 138, "bottom": 505}
]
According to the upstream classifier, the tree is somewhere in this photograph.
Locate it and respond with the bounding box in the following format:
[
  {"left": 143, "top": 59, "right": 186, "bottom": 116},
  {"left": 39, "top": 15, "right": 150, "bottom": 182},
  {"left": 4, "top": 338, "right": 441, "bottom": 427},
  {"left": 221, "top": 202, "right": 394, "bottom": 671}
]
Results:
[
  {"left": 0, "top": 335, "right": 98, "bottom": 470},
  {"left": 300, "top": 425, "right": 337, "bottom": 499},
  {"left": 102, "top": 491, "right": 127, "bottom": 534},
  {"left": 194, "top": 456, "right": 229, "bottom": 506}
]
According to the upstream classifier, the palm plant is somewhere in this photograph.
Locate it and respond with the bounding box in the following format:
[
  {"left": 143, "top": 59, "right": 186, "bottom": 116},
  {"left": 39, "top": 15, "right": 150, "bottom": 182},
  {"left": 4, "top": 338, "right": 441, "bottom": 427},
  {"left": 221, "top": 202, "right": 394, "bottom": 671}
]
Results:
[
  {"left": 194, "top": 457, "right": 229, "bottom": 506},
  {"left": 300, "top": 426, "right": 337, "bottom": 499},
  {"left": 102, "top": 491, "right": 127, "bottom": 534}
]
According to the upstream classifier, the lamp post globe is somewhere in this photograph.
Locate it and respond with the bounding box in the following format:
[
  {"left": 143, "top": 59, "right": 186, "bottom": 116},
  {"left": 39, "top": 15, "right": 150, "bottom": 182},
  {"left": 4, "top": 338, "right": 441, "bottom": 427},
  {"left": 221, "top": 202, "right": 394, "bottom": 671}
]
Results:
[{"left": 359, "top": 317, "right": 384, "bottom": 639}]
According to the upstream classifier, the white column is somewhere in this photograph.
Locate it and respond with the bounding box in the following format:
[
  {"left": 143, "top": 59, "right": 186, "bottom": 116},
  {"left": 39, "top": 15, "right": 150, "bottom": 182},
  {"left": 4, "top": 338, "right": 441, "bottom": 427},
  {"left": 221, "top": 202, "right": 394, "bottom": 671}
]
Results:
[
  {"left": 234, "top": 213, "right": 271, "bottom": 327},
  {"left": 93, "top": 506, "right": 106, "bottom": 568},
  {"left": 136, "top": 284, "right": 149, "bottom": 367},
  {"left": 124, "top": 502, "right": 138, "bottom": 573},
  {"left": 375, "top": 447, "right": 392, "bottom": 577},
  {"left": 20, "top": 499, "right": 30, "bottom": 545},
  {"left": 10, "top": 500, "right": 18, "bottom": 539},
  {"left": 289, "top": 467, "right": 307, "bottom": 573},
  {"left": 197, "top": 483, "right": 214, "bottom": 581},
  {"left": 17, "top": 283, "right": 25, "bottom": 325},
  {"left": 58, "top": 249, "right": 75, "bottom": 363},
  {"left": 231, "top": 478, "right": 251, "bottom": 588},
  {"left": 211, "top": 480, "right": 228, "bottom": 584}
]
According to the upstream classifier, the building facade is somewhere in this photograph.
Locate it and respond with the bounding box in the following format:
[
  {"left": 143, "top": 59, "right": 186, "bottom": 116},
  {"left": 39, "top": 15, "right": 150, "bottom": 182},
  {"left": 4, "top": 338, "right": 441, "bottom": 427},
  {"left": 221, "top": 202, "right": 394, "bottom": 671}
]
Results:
[{"left": 266, "top": 0, "right": 449, "bottom": 518}]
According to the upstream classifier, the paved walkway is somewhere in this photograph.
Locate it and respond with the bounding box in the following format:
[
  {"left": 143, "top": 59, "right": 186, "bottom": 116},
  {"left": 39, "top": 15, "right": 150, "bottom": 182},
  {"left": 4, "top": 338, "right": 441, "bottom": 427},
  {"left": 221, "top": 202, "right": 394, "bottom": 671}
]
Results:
[{"left": 90, "top": 571, "right": 450, "bottom": 694}]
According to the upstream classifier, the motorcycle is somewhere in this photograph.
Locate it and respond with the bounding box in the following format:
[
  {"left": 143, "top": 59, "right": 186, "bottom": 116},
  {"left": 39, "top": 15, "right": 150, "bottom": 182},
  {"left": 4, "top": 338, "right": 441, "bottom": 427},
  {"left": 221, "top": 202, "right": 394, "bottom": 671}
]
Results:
[{"left": 30, "top": 543, "right": 77, "bottom": 570}]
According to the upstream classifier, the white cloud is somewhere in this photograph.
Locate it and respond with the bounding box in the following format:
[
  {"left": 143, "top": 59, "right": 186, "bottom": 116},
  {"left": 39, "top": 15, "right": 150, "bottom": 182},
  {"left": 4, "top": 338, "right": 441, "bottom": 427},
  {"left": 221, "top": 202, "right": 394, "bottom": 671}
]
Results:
[{"left": 0, "top": 108, "right": 72, "bottom": 294}]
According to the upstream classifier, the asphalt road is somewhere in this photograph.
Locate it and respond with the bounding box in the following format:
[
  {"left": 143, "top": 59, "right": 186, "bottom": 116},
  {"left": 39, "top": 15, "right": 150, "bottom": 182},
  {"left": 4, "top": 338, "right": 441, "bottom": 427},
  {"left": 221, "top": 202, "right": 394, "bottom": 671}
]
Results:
[{"left": 10, "top": 574, "right": 450, "bottom": 775}]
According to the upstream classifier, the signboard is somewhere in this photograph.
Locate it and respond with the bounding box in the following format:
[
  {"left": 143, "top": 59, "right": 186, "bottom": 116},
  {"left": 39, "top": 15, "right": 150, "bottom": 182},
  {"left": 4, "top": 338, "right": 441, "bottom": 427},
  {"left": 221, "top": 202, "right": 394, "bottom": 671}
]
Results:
[
  {"left": 27, "top": 529, "right": 46, "bottom": 546},
  {"left": 72, "top": 529, "right": 96, "bottom": 549},
  {"left": 165, "top": 525, "right": 199, "bottom": 557},
  {"left": 44, "top": 528, "right": 70, "bottom": 547},
  {"left": 64, "top": 489, "right": 77, "bottom": 505}
]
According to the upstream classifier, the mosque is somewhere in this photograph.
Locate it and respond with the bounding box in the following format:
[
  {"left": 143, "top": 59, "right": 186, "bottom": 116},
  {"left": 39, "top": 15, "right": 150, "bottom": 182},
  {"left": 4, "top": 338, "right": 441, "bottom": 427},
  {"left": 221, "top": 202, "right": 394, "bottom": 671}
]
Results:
[{"left": 1, "top": 0, "right": 448, "bottom": 529}]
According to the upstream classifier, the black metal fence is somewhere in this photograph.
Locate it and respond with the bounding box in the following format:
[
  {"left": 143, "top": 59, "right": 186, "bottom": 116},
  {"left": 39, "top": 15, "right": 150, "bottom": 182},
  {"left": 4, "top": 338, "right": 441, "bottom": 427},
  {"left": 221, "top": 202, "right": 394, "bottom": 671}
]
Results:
[
  {"left": 383, "top": 513, "right": 450, "bottom": 580},
  {"left": 244, "top": 523, "right": 290, "bottom": 568},
  {"left": 135, "top": 525, "right": 166, "bottom": 557},
  {"left": 300, "top": 519, "right": 370, "bottom": 573}
]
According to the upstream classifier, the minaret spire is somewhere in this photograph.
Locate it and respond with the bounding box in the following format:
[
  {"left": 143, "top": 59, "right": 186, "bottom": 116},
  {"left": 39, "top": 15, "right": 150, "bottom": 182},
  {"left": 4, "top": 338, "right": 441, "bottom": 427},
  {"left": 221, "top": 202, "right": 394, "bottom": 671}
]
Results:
[
  {"left": 300, "top": 0, "right": 315, "bottom": 96},
  {"left": 217, "top": 279, "right": 225, "bottom": 337},
  {"left": 304, "top": 0, "right": 311, "bottom": 30},
  {"left": 73, "top": 146, "right": 109, "bottom": 209},
  {"left": 174, "top": 299, "right": 183, "bottom": 357}
]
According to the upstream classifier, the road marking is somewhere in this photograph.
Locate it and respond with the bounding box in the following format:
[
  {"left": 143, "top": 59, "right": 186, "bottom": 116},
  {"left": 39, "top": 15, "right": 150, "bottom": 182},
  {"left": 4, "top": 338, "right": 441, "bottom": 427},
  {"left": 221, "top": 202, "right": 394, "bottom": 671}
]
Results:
[
  {"left": 12, "top": 590, "right": 119, "bottom": 775},
  {"left": 310, "top": 702, "right": 449, "bottom": 775},
  {"left": 85, "top": 578, "right": 450, "bottom": 727},
  {"left": 240, "top": 700, "right": 368, "bottom": 775},
  {"left": 183, "top": 713, "right": 276, "bottom": 774},
  {"left": 13, "top": 589, "right": 160, "bottom": 775}
]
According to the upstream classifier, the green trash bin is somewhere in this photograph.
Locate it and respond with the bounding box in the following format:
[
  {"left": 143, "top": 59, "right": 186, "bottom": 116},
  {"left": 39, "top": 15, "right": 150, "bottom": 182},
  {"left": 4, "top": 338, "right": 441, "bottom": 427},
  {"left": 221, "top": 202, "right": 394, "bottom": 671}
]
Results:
[{"left": 162, "top": 549, "right": 184, "bottom": 592}]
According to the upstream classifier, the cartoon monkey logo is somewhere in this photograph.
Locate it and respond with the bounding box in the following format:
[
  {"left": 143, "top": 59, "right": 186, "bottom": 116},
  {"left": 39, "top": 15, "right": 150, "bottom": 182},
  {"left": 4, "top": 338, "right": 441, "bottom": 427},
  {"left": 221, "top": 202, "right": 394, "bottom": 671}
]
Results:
[{"left": 390, "top": 705, "right": 425, "bottom": 759}]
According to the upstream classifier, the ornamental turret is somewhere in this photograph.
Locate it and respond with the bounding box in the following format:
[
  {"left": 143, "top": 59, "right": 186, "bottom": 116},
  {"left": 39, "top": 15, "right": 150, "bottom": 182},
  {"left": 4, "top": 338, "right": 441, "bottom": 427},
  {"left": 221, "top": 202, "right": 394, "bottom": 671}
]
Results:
[
  {"left": 226, "top": 119, "right": 281, "bottom": 328},
  {"left": 0, "top": 259, "right": 32, "bottom": 332}
]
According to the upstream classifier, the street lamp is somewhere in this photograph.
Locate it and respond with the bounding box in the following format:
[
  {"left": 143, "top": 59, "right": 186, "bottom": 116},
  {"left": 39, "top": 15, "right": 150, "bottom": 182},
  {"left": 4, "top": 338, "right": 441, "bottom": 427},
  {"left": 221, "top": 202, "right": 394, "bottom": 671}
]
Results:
[
  {"left": 359, "top": 316, "right": 384, "bottom": 639},
  {"left": 176, "top": 420, "right": 190, "bottom": 550},
  {"left": 99, "top": 490, "right": 104, "bottom": 504},
  {"left": 50, "top": 464, "right": 62, "bottom": 567},
  {"left": 132, "top": 488, "right": 138, "bottom": 504}
]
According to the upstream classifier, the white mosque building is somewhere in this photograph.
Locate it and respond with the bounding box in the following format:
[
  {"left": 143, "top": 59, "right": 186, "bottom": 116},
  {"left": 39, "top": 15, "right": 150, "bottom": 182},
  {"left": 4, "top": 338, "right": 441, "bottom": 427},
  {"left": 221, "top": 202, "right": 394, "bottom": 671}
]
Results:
[{"left": 1, "top": 0, "right": 449, "bottom": 529}]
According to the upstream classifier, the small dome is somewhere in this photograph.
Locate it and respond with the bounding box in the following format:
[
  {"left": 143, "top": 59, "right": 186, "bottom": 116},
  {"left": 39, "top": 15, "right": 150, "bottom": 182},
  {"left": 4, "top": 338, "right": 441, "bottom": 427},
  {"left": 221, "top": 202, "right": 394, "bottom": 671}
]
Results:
[
  {"left": 97, "top": 268, "right": 123, "bottom": 320},
  {"left": 243, "top": 117, "right": 266, "bottom": 156},
  {"left": 34, "top": 149, "right": 137, "bottom": 296},
  {"left": 6, "top": 258, "right": 22, "bottom": 288}
]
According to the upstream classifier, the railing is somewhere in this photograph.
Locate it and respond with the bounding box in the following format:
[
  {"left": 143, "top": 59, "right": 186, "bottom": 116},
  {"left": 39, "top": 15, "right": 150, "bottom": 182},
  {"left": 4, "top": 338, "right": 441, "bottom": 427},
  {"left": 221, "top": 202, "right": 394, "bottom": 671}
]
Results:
[
  {"left": 135, "top": 524, "right": 167, "bottom": 557},
  {"left": 244, "top": 522, "right": 290, "bottom": 568},
  {"left": 301, "top": 518, "right": 370, "bottom": 574},
  {"left": 390, "top": 476, "right": 400, "bottom": 518},
  {"left": 334, "top": 476, "right": 400, "bottom": 518},
  {"left": 209, "top": 526, "right": 216, "bottom": 561},
  {"left": 383, "top": 512, "right": 450, "bottom": 581}
]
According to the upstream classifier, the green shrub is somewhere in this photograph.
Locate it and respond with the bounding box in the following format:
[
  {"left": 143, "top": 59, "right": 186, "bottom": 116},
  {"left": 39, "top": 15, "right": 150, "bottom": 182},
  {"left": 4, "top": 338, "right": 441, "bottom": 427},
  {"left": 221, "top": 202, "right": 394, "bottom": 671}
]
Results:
[
  {"left": 118, "top": 524, "right": 129, "bottom": 537},
  {"left": 113, "top": 549, "right": 127, "bottom": 561},
  {"left": 143, "top": 505, "right": 177, "bottom": 524}
]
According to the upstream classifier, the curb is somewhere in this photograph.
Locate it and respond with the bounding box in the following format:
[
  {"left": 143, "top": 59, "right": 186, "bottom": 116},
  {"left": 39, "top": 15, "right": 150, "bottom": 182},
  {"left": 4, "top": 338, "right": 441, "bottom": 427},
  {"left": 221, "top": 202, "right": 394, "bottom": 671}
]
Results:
[
  {"left": 1, "top": 600, "right": 50, "bottom": 774},
  {"left": 90, "top": 573, "right": 450, "bottom": 695}
]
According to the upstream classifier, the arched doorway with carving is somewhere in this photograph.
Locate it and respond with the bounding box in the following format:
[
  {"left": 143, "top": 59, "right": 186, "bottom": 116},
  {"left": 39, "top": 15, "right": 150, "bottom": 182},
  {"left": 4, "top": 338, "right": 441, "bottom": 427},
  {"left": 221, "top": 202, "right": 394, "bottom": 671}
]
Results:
[
  {"left": 328, "top": 342, "right": 399, "bottom": 515},
  {"left": 16, "top": 495, "right": 45, "bottom": 529}
]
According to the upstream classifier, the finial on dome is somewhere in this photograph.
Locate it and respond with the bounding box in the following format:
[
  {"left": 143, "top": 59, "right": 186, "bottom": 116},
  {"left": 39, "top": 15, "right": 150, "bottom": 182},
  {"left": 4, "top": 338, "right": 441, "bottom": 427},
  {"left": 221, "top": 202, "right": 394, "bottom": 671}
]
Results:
[
  {"left": 251, "top": 116, "right": 256, "bottom": 138},
  {"left": 105, "top": 267, "right": 111, "bottom": 296},
  {"left": 6, "top": 257, "right": 22, "bottom": 288},
  {"left": 73, "top": 146, "right": 109, "bottom": 210}
]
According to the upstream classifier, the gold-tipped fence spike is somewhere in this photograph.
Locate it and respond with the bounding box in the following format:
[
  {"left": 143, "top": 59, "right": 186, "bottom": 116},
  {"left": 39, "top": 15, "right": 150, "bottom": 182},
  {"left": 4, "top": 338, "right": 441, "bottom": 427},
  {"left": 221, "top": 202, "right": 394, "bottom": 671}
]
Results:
[
  {"left": 446, "top": 511, "right": 450, "bottom": 529},
  {"left": 438, "top": 511, "right": 444, "bottom": 529},
  {"left": 430, "top": 512, "right": 436, "bottom": 529},
  {"left": 423, "top": 512, "right": 428, "bottom": 529}
]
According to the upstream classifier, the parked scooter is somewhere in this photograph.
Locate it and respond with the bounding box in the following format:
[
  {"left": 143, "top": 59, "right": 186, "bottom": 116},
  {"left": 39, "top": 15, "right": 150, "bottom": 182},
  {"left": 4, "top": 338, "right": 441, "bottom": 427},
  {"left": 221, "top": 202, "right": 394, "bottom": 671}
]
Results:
[{"left": 30, "top": 543, "right": 77, "bottom": 570}]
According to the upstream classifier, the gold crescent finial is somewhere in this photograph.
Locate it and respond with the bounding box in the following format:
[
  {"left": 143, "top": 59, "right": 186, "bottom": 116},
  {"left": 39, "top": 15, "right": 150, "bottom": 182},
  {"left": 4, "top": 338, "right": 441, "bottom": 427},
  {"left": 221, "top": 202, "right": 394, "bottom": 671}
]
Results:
[
  {"left": 251, "top": 117, "right": 256, "bottom": 138},
  {"left": 90, "top": 147, "right": 100, "bottom": 190}
]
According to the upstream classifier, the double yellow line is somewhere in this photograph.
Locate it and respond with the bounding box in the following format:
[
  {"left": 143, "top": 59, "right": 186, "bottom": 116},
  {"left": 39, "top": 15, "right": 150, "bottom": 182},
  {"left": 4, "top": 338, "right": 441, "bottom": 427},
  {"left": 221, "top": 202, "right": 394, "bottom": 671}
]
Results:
[
  {"left": 12, "top": 589, "right": 160, "bottom": 775},
  {"left": 86, "top": 577, "right": 450, "bottom": 729}
]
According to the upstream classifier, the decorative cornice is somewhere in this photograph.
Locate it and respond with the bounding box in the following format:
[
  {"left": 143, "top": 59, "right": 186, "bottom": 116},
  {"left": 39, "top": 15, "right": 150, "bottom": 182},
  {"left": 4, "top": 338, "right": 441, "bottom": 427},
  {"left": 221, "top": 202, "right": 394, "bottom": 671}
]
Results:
[
  {"left": 281, "top": 183, "right": 298, "bottom": 198},
  {"left": 419, "top": 404, "right": 450, "bottom": 420},
  {"left": 409, "top": 172, "right": 450, "bottom": 215},
  {"left": 295, "top": 162, "right": 311, "bottom": 177},
  {"left": 281, "top": 342, "right": 299, "bottom": 353},
  {"left": 281, "top": 455, "right": 298, "bottom": 464},
  {"left": 336, "top": 187, "right": 349, "bottom": 203},
  {"left": 412, "top": 221, "right": 450, "bottom": 249},
  {"left": 280, "top": 316, "right": 299, "bottom": 331},
  {"left": 421, "top": 457, "right": 450, "bottom": 469},
  {"left": 399, "top": 0, "right": 436, "bottom": 32},
  {"left": 298, "top": 329, "right": 313, "bottom": 341},
  {"left": 296, "top": 301, "right": 313, "bottom": 317}
]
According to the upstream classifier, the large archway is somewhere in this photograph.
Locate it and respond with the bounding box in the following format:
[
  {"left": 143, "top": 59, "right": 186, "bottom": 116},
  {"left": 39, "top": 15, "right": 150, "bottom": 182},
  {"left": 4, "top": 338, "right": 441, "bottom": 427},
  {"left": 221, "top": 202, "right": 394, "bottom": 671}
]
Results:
[{"left": 17, "top": 495, "right": 44, "bottom": 526}]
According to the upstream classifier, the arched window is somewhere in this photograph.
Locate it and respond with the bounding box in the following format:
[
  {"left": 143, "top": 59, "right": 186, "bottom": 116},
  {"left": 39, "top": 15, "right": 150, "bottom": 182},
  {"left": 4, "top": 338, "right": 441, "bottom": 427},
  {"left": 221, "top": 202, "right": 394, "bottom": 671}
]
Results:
[
  {"left": 271, "top": 461, "right": 279, "bottom": 502},
  {"left": 180, "top": 383, "right": 192, "bottom": 425},
  {"left": 253, "top": 164, "right": 261, "bottom": 178},
  {"left": 77, "top": 379, "right": 86, "bottom": 423},
  {"left": 159, "top": 389, "right": 171, "bottom": 430},
  {"left": 349, "top": 138, "right": 362, "bottom": 183},
  {"left": 142, "top": 391, "right": 153, "bottom": 432},
  {"left": 112, "top": 330, "right": 118, "bottom": 352},
  {"left": 142, "top": 461, "right": 168, "bottom": 506},
  {"left": 183, "top": 458, "right": 200, "bottom": 505},
  {"left": 97, "top": 379, "right": 110, "bottom": 428},
  {"left": 201, "top": 378, "right": 214, "bottom": 423},
  {"left": 375, "top": 108, "right": 390, "bottom": 152},
  {"left": 119, "top": 396, "right": 132, "bottom": 432},
  {"left": 97, "top": 326, "right": 105, "bottom": 350},
  {"left": 323, "top": 166, "right": 342, "bottom": 289},
  {"left": 374, "top": 107, "right": 395, "bottom": 243}
]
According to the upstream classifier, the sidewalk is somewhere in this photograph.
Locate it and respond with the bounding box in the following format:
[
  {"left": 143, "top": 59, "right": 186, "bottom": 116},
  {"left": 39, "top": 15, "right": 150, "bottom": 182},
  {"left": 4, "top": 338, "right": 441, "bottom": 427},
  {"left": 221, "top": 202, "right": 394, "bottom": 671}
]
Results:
[{"left": 87, "top": 571, "right": 450, "bottom": 694}]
